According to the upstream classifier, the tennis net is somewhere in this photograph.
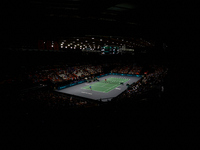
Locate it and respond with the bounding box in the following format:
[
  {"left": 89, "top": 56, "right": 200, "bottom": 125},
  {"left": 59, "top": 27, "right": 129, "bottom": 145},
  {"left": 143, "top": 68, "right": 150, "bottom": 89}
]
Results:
[{"left": 99, "top": 80, "right": 123, "bottom": 85}]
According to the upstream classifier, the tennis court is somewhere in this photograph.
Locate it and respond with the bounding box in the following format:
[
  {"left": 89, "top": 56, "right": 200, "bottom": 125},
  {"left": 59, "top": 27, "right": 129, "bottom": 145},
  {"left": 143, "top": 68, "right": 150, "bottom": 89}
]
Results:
[
  {"left": 56, "top": 75, "right": 141, "bottom": 101},
  {"left": 81, "top": 77, "right": 129, "bottom": 93}
]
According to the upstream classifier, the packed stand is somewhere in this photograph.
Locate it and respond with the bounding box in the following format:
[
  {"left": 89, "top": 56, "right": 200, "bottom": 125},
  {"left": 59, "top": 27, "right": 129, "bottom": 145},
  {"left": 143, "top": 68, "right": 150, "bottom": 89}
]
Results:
[
  {"left": 112, "top": 64, "right": 168, "bottom": 103},
  {"left": 111, "top": 63, "right": 143, "bottom": 75},
  {"left": 26, "top": 64, "right": 103, "bottom": 86}
]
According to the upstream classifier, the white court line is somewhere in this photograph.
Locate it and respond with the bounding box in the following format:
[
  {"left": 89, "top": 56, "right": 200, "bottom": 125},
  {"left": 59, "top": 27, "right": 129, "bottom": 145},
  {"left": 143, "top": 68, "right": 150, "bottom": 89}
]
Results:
[
  {"left": 90, "top": 83, "right": 107, "bottom": 87},
  {"left": 81, "top": 84, "right": 109, "bottom": 93},
  {"left": 81, "top": 77, "right": 130, "bottom": 93},
  {"left": 102, "top": 78, "right": 130, "bottom": 93},
  {"left": 103, "top": 84, "right": 119, "bottom": 93},
  {"left": 82, "top": 88, "right": 106, "bottom": 93},
  {"left": 83, "top": 82, "right": 117, "bottom": 93}
]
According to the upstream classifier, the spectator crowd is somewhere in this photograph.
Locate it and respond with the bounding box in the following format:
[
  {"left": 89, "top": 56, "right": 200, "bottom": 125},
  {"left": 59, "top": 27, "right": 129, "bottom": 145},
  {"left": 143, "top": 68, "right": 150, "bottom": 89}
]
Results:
[
  {"left": 2, "top": 60, "right": 168, "bottom": 118},
  {"left": 111, "top": 63, "right": 143, "bottom": 75},
  {"left": 112, "top": 64, "right": 168, "bottom": 104},
  {"left": 27, "top": 64, "right": 103, "bottom": 84}
]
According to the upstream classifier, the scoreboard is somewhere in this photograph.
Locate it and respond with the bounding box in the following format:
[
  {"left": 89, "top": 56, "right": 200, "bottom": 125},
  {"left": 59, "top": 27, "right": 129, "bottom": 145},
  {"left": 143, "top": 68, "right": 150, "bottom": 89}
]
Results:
[{"left": 101, "top": 46, "right": 120, "bottom": 55}]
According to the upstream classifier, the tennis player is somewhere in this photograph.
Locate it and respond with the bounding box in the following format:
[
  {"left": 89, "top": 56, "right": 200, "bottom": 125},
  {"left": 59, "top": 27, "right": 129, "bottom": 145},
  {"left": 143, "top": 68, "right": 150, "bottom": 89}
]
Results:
[
  {"left": 89, "top": 86, "right": 92, "bottom": 90},
  {"left": 105, "top": 79, "right": 107, "bottom": 82}
]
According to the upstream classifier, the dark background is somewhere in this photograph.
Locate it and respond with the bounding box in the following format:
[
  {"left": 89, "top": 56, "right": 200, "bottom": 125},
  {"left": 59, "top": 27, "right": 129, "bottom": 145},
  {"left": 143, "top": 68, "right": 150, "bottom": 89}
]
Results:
[
  {"left": 1, "top": 0, "right": 198, "bottom": 141},
  {"left": 2, "top": 0, "right": 195, "bottom": 92},
  {"left": 2, "top": 0, "right": 195, "bottom": 47}
]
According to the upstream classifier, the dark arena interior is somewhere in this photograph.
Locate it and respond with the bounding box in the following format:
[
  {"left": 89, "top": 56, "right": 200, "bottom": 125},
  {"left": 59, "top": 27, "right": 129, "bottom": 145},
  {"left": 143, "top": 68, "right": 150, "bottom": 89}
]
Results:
[{"left": 1, "top": 0, "right": 197, "bottom": 141}]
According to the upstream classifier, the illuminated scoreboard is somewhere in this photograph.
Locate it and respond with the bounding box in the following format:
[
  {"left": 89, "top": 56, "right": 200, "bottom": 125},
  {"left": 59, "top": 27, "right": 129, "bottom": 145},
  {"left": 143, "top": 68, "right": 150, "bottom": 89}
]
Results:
[{"left": 101, "top": 46, "right": 119, "bottom": 54}]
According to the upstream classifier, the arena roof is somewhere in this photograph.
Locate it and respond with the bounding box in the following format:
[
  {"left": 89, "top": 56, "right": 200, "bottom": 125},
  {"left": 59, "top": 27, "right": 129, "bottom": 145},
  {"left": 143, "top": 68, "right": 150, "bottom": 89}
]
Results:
[{"left": 3, "top": 0, "right": 191, "bottom": 47}]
